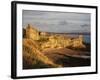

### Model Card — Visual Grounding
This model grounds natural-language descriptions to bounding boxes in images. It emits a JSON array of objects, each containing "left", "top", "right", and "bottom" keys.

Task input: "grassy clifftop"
[{"left": 23, "top": 39, "right": 61, "bottom": 69}]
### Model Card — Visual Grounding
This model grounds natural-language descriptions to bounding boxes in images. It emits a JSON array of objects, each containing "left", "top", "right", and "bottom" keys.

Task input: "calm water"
[{"left": 83, "top": 35, "right": 90, "bottom": 43}]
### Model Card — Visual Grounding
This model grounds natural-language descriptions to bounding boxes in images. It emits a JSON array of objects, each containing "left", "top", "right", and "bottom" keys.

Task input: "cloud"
[{"left": 22, "top": 10, "right": 90, "bottom": 33}]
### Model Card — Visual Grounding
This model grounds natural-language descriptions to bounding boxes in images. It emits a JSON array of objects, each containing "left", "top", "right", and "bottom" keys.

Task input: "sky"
[{"left": 22, "top": 10, "right": 91, "bottom": 33}]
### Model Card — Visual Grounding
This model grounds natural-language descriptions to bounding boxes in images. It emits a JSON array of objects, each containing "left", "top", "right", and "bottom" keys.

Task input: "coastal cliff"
[{"left": 23, "top": 24, "right": 90, "bottom": 69}]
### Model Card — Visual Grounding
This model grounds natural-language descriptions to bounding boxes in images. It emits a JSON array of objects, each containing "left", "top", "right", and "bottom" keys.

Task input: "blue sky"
[{"left": 22, "top": 10, "right": 90, "bottom": 33}]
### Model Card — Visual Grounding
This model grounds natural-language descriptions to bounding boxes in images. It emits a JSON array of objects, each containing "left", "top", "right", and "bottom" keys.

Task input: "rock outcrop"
[
  {"left": 25, "top": 24, "right": 40, "bottom": 40},
  {"left": 72, "top": 35, "right": 86, "bottom": 48},
  {"left": 24, "top": 24, "right": 86, "bottom": 50}
]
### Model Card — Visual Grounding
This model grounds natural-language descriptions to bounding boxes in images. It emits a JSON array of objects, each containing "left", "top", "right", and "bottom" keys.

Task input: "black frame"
[{"left": 11, "top": 1, "right": 98, "bottom": 79}]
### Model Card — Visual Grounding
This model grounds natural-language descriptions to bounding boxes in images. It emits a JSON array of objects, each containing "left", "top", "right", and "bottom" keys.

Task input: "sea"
[{"left": 83, "top": 35, "right": 90, "bottom": 43}]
